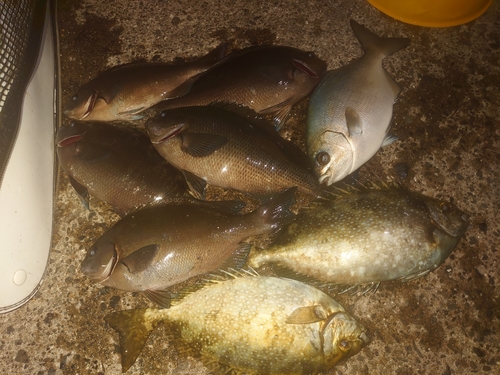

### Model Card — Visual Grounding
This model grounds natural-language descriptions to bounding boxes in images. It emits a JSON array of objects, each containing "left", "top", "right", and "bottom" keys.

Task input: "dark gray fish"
[
  {"left": 64, "top": 43, "right": 227, "bottom": 122},
  {"left": 248, "top": 183, "right": 469, "bottom": 289},
  {"left": 145, "top": 106, "right": 321, "bottom": 199},
  {"left": 56, "top": 121, "right": 186, "bottom": 216},
  {"left": 80, "top": 188, "right": 296, "bottom": 306},
  {"left": 105, "top": 270, "right": 368, "bottom": 373},
  {"left": 153, "top": 45, "right": 327, "bottom": 128}
]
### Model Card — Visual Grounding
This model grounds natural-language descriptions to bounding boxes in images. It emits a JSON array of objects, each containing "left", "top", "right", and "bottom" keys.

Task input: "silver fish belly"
[{"left": 307, "top": 20, "right": 409, "bottom": 185}]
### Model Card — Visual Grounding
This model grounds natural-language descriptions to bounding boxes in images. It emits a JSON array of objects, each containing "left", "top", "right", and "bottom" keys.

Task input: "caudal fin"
[
  {"left": 104, "top": 308, "right": 159, "bottom": 372},
  {"left": 350, "top": 19, "right": 410, "bottom": 58}
]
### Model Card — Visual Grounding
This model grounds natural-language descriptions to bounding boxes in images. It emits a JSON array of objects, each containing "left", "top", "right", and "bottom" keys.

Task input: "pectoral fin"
[
  {"left": 345, "top": 106, "right": 363, "bottom": 137},
  {"left": 143, "top": 289, "right": 171, "bottom": 308},
  {"left": 182, "top": 170, "right": 207, "bottom": 200},
  {"left": 121, "top": 244, "right": 160, "bottom": 274},
  {"left": 286, "top": 305, "right": 328, "bottom": 324},
  {"left": 181, "top": 133, "right": 228, "bottom": 157}
]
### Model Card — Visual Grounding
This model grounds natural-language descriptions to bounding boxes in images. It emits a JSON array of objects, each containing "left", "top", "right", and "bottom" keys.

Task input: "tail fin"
[
  {"left": 350, "top": 19, "right": 410, "bottom": 58},
  {"left": 254, "top": 187, "right": 297, "bottom": 232},
  {"left": 104, "top": 308, "right": 159, "bottom": 372}
]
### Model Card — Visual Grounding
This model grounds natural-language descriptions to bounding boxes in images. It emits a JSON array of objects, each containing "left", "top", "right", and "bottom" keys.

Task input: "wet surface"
[{"left": 1, "top": 0, "right": 499, "bottom": 374}]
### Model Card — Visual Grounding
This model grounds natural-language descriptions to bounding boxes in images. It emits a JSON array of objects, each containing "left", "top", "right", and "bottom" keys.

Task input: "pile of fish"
[{"left": 58, "top": 19, "right": 469, "bottom": 374}]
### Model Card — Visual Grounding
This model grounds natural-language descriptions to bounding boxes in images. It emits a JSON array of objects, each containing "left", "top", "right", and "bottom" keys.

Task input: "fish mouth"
[
  {"left": 94, "top": 248, "right": 119, "bottom": 282},
  {"left": 80, "top": 89, "right": 98, "bottom": 120},
  {"left": 293, "top": 58, "right": 318, "bottom": 78},
  {"left": 148, "top": 121, "right": 185, "bottom": 144},
  {"left": 57, "top": 133, "right": 85, "bottom": 148}
]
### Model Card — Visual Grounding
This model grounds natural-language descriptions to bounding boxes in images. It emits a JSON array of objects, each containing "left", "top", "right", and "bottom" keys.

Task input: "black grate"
[{"left": 0, "top": 0, "right": 47, "bottom": 188}]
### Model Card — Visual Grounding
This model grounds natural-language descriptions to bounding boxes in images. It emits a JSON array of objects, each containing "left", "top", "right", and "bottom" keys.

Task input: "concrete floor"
[{"left": 1, "top": 0, "right": 499, "bottom": 374}]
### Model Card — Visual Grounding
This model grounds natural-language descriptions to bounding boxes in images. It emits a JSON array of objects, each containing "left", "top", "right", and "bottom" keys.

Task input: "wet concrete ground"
[{"left": 1, "top": 0, "right": 499, "bottom": 374}]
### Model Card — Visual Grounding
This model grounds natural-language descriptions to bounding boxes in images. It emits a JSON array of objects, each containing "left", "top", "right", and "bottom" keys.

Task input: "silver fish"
[
  {"left": 105, "top": 270, "right": 369, "bottom": 373},
  {"left": 248, "top": 183, "right": 469, "bottom": 288},
  {"left": 80, "top": 188, "right": 296, "bottom": 306},
  {"left": 64, "top": 43, "right": 227, "bottom": 122},
  {"left": 307, "top": 20, "right": 409, "bottom": 185}
]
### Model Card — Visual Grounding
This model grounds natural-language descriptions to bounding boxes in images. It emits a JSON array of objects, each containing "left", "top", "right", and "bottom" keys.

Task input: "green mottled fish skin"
[
  {"left": 153, "top": 45, "right": 327, "bottom": 126},
  {"left": 146, "top": 106, "right": 321, "bottom": 198},
  {"left": 248, "top": 187, "right": 469, "bottom": 285},
  {"left": 80, "top": 188, "right": 295, "bottom": 297},
  {"left": 56, "top": 121, "right": 186, "bottom": 216},
  {"left": 105, "top": 273, "right": 368, "bottom": 374},
  {"left": 307, "top": 20, "right": 410, "bottom": 185},
  {"left": 64, "top": 44, "right": 227, "bottom": 122}
]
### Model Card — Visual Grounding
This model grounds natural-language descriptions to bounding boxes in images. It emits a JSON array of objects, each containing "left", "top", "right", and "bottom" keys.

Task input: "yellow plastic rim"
[{"left": 367, "top": 0, "right": 493, "bottom": 27}]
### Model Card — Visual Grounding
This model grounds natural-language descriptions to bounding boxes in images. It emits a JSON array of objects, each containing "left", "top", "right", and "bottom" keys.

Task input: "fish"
[
  {"left": 56, "top": 121, "right": 186, "bottom": 216},
  {"left": 306, "top": 20, "right": 410, "bottom": 185},
  {"left": 64, "top": 43, "right": 227, "bottom": 122},
  {"left": 145, "top": 106, "right": 321, "bottom": 199},
  {"left": 80, "top": 188, "right": 296, "bottom": 306},
  {"left": 104, "top": 269, "right": 369, "bottom": 373},
  {"left": 247, "top": 183, "right": 469, "bottom": 289},
  {"left": 153, "top": 45, "right": 327, "bottom": 128}
]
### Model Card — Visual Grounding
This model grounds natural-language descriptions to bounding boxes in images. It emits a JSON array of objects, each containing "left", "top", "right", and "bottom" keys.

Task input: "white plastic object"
[{"left": 0, "top": 5, "right": 56, "bottom": 313}]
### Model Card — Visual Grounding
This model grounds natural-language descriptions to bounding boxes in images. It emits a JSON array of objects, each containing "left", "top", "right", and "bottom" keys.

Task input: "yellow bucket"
[{"left": 367, "top": 0, "right": 493, "bottom": 27}]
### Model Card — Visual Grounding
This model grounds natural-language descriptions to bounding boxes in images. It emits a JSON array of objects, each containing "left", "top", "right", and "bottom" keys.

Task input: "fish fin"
[
  {"left": 68, "top": 176, "right": 90, "bottom": 210},
  {"left": 382, "top": 134, "right": 398, "bottom": 147},
  {"left": 345, "top": 106, "right": 363, "bottom": 136},
  {"left": 219, "top": 242, "right": 252, "bottom": 271},
  {"left": 273, "top": 264, "right": 326, "bottom": 287},
  {"left": 121, "top": 244, "right": 160, "bottom": 274},
  {"left": 181, "top": 133, "right": 228, "bottom": 157},
  {"left": 258, "top": 98, "right": 294, "bottom": 130},
  {"left": 75, "top": 142, "right": 111, "bottom": 161},
  {"left": 117, "top": 106, "right": 146, "bottom": 121},
  {"left": 253, "top": 187, "right": 297, "bottom": 230},
  {"left": 104, "top": 308, "right": 158, "bottom": 372},
  {"left": 182, "top": 170, "right": 207, "bottom": 200},
  {"left": 143, "top": 289, "right": 172, "bottom": 308},
  {"left": 349, "top": 19, "right": 410, "bottom": 58},
  {"left": 165, "top": 77, "right": 198, "bottom": 99},
  {"left": 286, "top": 305, "right": 327, "bottom": 324}
]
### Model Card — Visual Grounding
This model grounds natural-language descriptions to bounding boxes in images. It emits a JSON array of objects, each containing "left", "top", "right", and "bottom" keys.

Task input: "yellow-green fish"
[
  {"left": 248, "top": 184, "right": 469, "bottom": 288},
  {"left": 105, "top": 270, "right": 368, "bottom": 374}
]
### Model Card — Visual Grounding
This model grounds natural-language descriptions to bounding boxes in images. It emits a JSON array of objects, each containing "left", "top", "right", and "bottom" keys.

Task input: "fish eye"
[
  {"left": 72, "top": 95, "right": 78, "bottom": 102},
  {"left": 440, "top": 202, "right": 452, "bottom": 212},
  {"left": 89, "top": 247, "right": 97, "bottom": 257},
  {"left": 338, "top": 339, "right": 351, "bottom": 352},
  {"left": 161, "top": 111, "right": 167, "bottom": 118},
  {"left": 316, "top": 151, "right": 330, "bottom": 166}
]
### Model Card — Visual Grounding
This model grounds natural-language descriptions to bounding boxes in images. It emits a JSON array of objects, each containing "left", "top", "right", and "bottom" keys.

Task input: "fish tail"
[
  {"left": 255, "top": 187, "right": 297, "bottom": 232},
  {"left": 349, "top": 19, "right": 410, "bottom": 57},
  {"left": 104, "top": 308, "right": 161, "bottom": 372}
]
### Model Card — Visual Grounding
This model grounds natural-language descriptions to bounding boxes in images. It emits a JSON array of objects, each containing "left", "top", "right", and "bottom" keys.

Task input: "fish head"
[
  {"left": 424, "top": 198, "right": 469, "bottom": 238},
  {"left": 310, "top": 130, "right": 354, "bottom": 186},
  {"left": 80, "top": 240, "right": 118, "bottom": 282},
  {"left": 322, "top": 311, "right": 369, "bottom": 366},
  {"left": 145, "top": 111, "right": 187, "bottom": 145},
  {"left": 64, "top": 84, "right": 99, "bottom": 120}
]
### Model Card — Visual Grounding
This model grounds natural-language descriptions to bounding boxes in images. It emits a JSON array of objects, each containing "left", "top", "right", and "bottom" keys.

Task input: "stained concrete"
[{"left": 1, "top": 0, "right": 499, "bottom": 374}]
